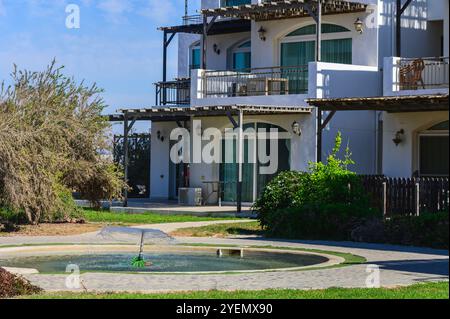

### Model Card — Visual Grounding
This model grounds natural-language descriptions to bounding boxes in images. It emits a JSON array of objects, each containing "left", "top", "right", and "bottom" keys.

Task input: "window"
[
  {"left": 190, "top": 46, "right": 200, "bottom": 70},
  {"left": 280, "top": 23, "right": 352, "bottom": 93},
  {"left": 418, "top": 121, "right": 449, "bottom": 176},
  {"left": 232, "top": 40, "right": 251, "bottom": 70},
  {"left": 220, "top": 123, "right": 290, "bottom": 202}
]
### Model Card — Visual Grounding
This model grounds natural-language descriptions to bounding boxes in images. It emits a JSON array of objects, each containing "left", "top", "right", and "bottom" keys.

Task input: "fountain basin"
[{"left": 0, "top": 245, "right": 343, "bottom": 274}]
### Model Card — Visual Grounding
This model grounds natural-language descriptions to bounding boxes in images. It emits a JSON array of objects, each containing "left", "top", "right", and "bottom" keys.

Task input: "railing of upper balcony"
[
  {"left": 396, "top": 57, "right": 449, "bottom": 91},
  {"left": 202, "top": 65, "right": 309, "bottom": 98},
  {"left": 155, "top": 79, "right": 191, "bottom": 105},
  {"left": 182, "top": 14, "right": 202, "bottom": 25}
]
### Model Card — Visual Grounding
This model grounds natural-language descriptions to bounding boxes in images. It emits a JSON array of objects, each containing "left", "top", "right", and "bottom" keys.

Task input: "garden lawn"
[
  {"left": 17, "top": 282, "right": 449, "bottom": 299},
  {"left": 170, "top": 221, "right": 263, "bottom": 237},
  {"left": 83, "top": 210, "right": 242, "bottom": 225}
]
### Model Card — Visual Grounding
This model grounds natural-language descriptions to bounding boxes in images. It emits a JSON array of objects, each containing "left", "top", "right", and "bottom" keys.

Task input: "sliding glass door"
[{"left": 220, "top": 123, "right": 290, "bottom": 203}]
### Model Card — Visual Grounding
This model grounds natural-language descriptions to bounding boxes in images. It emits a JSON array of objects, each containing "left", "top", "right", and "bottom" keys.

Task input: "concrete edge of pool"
[{"left": 0, "top": 244, "right": 345, "bottom": 275}]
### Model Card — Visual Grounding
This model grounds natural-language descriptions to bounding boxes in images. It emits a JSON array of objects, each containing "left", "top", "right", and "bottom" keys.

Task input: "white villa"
[{"left": 113, "top": 0, "right": 448, "bottom": 208}]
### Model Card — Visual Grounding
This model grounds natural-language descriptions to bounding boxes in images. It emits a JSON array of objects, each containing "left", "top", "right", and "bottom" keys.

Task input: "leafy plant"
[{"left": 256, "top": 132, "right": 378, "bottom": 239}]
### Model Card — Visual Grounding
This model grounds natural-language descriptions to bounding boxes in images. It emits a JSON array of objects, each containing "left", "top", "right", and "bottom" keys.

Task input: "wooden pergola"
[
  {"left": 200, "top": 0, "right": 367, "bottom": 21},
  {"left": 110, "top": 104, "right": 312, "bottom": 210},
  {"left": 306, "top": 94, "right": 449, "bottom": 162}
]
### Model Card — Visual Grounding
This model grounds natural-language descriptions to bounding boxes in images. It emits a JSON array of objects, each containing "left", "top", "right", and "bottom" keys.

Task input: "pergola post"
[
  {"left": 123, "top": 114, "right": 129, "bottom": 207},
  {"left": 201, "top": 15, "right": 207, "bottom": 69},
  {"left": 236, "top": 109, "right": 243, "bottom": 213},
  {"left": 317, "top": 109, "right": 322, "bottom": 162},
  {"left": 163, "top": 30, "right": 168, "bottom": 83},
  {"left": 396, "top": 0, "right": 413, "bottom": 57}
]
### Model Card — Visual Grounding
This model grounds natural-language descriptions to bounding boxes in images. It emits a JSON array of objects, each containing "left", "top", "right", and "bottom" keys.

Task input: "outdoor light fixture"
[
  {"left": 157, "top": 130, "right": 165, "bottom": 142},
  {"left": 213, "top": 43, "right": 221, "bottom": 55},
  {"left": 354, "top": 18, "right": 364, "bottom": 34},
  {"left": 392, "top": 129, "right": 404, "bottom": 146},
  {"left": 258, "top": 26, "right": 266, "bottom": 41},
  {"left": 292, "top": 121, "right": 302, "bottom": 136}
]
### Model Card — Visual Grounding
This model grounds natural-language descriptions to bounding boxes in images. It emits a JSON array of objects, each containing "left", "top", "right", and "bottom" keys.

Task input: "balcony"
[
  {"left": 155, "top": 78, "right": 190, "bottom": 106},
  {"left": 384, "top": 57, "right": 449, "bottom": 96},
  {"left": 200, "top": 65, "right": 309, "bottom": 99}
]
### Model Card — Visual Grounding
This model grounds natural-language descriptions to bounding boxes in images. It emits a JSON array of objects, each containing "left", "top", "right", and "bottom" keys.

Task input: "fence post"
[
  {"left": 415, "top": 182, "right": 420, "bottom": 216},
  {"left": 382, "top": 181, "right": 387, "bottom": 217}
]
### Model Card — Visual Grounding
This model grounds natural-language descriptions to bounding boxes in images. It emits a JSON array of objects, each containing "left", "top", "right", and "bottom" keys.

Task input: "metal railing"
[
  {"left": 155, "top": 78, "right": 191, "bottom": 105},
  {"left": 396, "top": 57, "right": 449, "bottom": 91},
  {"left": 182, "top": 14, "right": 202, "bottom": 25},
  {"left": 202, "top": 65, "right": 309, "bottom": 98}
]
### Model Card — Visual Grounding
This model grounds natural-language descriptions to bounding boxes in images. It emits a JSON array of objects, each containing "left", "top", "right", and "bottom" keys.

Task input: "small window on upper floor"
[
  {"left": 190, "top": 46, "right": 201, "bottom": 70},
  {"left": 222, "top": 0, "right": 251, "bottom": 7},
  {"left": 232, "top": 40, "right": 251, "bottom": 70}
]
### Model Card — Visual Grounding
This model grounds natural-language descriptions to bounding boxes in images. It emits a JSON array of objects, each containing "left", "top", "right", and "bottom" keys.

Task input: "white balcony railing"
[
  {"left": 201, "top": 65, "right": 309, "bottom": 98},
  {"left": 395, "top": 57, "right": 449, "bottom": 91}
]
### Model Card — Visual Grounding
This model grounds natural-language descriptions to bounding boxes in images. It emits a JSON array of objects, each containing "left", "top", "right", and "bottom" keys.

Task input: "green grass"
[
  {"left": 83, "top": 209, "right": 243, "bottom": 225},
  {"left": 171, "top": 221, "right": 263, "bottom": 237},
  {"left": 17, "top": 282, "right": 449, "bottom": 299}
]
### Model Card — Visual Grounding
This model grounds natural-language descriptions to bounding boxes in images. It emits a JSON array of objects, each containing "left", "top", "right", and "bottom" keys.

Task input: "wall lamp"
[
  {"left": 157, "top": 130, "right": 165, "bottom": 142},
  {"left": 213, "top": 43, "right": 221, "bottom": 55},
  {"left": 392, "top": 129, "right": 404, "bottom": 146},
  {"left": 354, "top": 17, "right": 364, "bottom": 34},
  {"left": 292, "top": 121, "right": 302, "bottom": 136},
  {"left": 258, "top": 26, "right": 266, "bottom": 41}
]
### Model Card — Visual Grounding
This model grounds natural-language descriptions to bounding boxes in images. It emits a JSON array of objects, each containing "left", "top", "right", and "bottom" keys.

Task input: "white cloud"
[
  {"left": 139, "top": 0, "right": 177, "bottom": 25},
  {"left": 97, "top": 0, "right": 133, "bottom": 23}
]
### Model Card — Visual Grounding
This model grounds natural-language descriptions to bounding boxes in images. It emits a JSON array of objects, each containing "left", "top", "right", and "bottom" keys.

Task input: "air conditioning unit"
[{"left": 178, "top": 188, "right": 202, "bottom": 206}]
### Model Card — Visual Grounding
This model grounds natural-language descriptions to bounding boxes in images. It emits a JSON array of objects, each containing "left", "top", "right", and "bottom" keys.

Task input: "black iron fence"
[
  {"left": 114, "top": 134, "right": 151, "bottom": 199},
  {"left": 361, "top": 175, "right": 449, "bottom": 217},
  {"left": 396, "top": 57, "right": 449, "bottom": 90},
  {"left": 202, "top": 65, "right": 309, "bottom": 98},
  {"left": 155, "top": 78, "right": 190, "bottom": 105},
  {"left": 182, "top": 14, "right": 202, "bottom": 25}
]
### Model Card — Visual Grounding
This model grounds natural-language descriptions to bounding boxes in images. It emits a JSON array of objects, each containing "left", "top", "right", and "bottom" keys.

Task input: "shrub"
[
  {"left": 256, "top": 132, "right": 378, "bottom": 238},
  {"left": 266, "top": 202, "right": 377, "bottom": 240},
  {"left": 0, "top": 61, "right": 125, "bottom": 224},
  {"left": 254, "top": 171, "right": 307, "bottom": 229},
  {"left": 351, "top": 212, "right": 449, "bottom": 249},
  {"left": 0, "top": 268, "right": 42, "bottom": 298}
]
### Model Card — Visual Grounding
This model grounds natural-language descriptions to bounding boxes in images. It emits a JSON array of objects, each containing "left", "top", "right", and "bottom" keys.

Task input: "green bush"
[
  {"left": 254, "top": 170, "right": 307, "bottom": 229},
  {"left": 265, "top": 202, "right": 377, "bottom": 240},
  {"left": 256, "top": 132, "right": 378, "bottom": 238},
  {"left": 351, "top": 212, "right": 449, "bottom": 249}
]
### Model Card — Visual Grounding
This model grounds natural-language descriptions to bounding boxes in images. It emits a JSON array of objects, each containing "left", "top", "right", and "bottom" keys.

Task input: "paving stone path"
[{"left": 0, "top": 220, "right": 448, "bottom": 292}]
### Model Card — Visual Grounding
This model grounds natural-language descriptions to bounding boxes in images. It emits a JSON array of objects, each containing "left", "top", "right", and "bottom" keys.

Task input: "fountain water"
[{"left": 98, "top": 226, "right": 176, "bottom": 268}]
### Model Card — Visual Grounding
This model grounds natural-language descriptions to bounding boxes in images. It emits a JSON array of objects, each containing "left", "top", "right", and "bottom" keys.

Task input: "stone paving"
[{"left": 0, "top": 221, "right": 448, "bottom": 292}]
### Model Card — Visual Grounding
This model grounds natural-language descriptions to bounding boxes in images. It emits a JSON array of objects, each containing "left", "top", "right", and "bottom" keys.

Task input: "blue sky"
[{"left": 0, "top": 0, "right": 200, "bottom": 130}]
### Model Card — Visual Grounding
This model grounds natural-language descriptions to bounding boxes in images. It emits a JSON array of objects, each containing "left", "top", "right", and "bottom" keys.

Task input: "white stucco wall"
[
  {"left": 309, "top": 62, "right": 382, "bottom": 174},
  {"left": 382, "top": 111, "right": 449, "bottom": 177},
  {"left": 150, "top": 122, "right": 178, "bottom": 199}
]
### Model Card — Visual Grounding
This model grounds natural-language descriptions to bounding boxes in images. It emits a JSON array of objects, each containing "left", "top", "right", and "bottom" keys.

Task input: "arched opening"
[
  {"left": 280, "top": 23, "right": 352, "bottom": 93},
  {"left": 418, "top": 120, "right": 449, "bottom": 176},
  {"left": 220, "top": 122, "right": 291, "bottom": 202}
]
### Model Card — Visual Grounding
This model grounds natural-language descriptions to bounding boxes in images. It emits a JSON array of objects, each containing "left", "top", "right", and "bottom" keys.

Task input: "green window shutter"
[
  {"left": 191, "top": 48, "right": 200, "bottom": 70},
  {"left": 321, "top": 38, "right": 352, "bottom": 64},
  {"left": 233, "top": 52, "right": 251, "bottom": 70}
]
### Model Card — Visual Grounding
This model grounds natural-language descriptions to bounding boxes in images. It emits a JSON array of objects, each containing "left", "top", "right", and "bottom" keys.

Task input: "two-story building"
[{"left": 115, "top": 0, "right": 448, "bottom": 208}]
